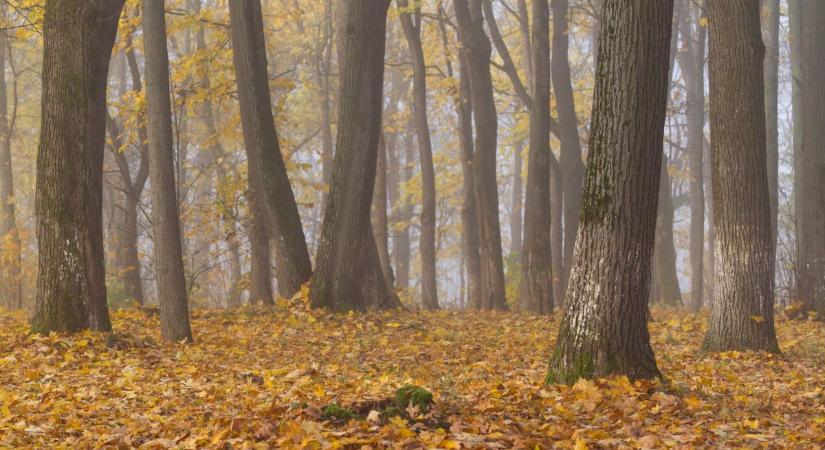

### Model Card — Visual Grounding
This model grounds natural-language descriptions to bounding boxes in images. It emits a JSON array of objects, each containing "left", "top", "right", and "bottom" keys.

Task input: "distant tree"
[
  {"left": 703, "top": 0, "right": 778, "bottom": 352},
  {"left": 547, "top": 0, "right": 674, "bottom": 383},
  {"left": 398, "top": 0, "right": 439, "bottom": 310},
  {"left": 31, "top": 0, "right": 124, "bottom": 333},
  {"left": 142, "top": 0, "right": 193, "bottom": 342},
  {"left": 796, "top": 1, "right": 825, "bottom": 318},
  {"left": 309, "top": 0, "right": 401, "bottom": 311},
  {"left": 762, "top": 0, "right": 780, "bottom": 259}
]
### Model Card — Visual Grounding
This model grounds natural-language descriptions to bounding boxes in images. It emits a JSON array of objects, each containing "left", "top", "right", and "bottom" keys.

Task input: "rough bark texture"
[
  {"left": 703, "top": 0, "right": 778, "bottom": 353},
  {"left": 552, "top": 0, "right": 585, "bottom": 297},
  {"left": 399, "top": 0, "right": 438, "bottom": 310},
  {"left": 31, "top": 0, "right": 123, "bottom": 333},
  {"left": 454, "top": 0, "right": 507, "bottom": 310},
  {"left": 309, "top": 0, "right": 400, "bottom": 311},
  {"left": 0, "top": 23, "right": 21, "bottom": 310},
  {"left": 797, "top": 2, "right": 825, "bottom": 317},
  {"left": 789, "top": 0, "right": 802, "bottom": 310},
  {"left": 521, "top": 0, "right": 553, "bottom": 315},
  {"left": 678, "top": 0, "right": 706, "bottom": 312},
  {"left": 547, "top": 0, "right": 674, "bottom": 384},
  {"left": 761, "top": 0, "right": 779, "bottom": 260},
  {"left": 142, "top": 0, "right": 193, "bottom": 342},
  {"left": 229, "top": 0, "right": 312, "bottom": 298}
]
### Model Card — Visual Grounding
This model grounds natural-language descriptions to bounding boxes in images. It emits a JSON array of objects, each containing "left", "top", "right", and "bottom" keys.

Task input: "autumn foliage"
[{"left": 1, "top": 300, "right": 824, "bottom": 449}]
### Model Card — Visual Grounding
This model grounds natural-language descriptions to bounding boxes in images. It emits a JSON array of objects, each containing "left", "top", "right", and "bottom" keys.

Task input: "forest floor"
[{"left": 1, "top": 297, "right": 824, "bottom": 449}]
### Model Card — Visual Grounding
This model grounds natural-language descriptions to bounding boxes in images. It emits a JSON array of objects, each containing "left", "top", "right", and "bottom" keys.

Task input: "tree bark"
[
  {"left": 547, "top": 0, "right": 674, "bottom": 383},
  {"left": 373, "top": 134, "right": 395, "bottom": 290},
  {"left": 521, "top": 0, "right": 553, "bottom": 315},
  {"left": 703, "top": 0, "right": 778, "bottom": 353},
  {"left": 653, "top": 161, "right": 682, "bottom": 306},
  {"left": 398, "top": 0, "right": 438, "bottom": 310},
  {"left": 142, "top": 0, "right": 193, "bottom": 342},
  {"left": 31, "top": 0, "right": 123, "bottom": 333},
  {"left": 309, "top": 0, "right": 400, "bottom": 311},
  {"left": 796, "top": 2, "right": 825, "bottom": 318},
  {"left": 229, "top": 0, "right": 313, "bottom": 298},
  {"left": 0, "top": 19, "right": 21, "bottom": 310},
  {"left": 454, "top": 0, "right": 507, "bottom": 310},
  {"left": 458, "top": 54, "right": 482, "bottom": 309},
  {"left": 761, "top": 0, "right": 779, "bottom": 264},
  {"left": 551, "top": 0, "right": 585, "bottom": 297}
]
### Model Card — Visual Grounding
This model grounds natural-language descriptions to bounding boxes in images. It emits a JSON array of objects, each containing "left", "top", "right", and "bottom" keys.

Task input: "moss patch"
[
  {"left": 395, "top": 385, "right": 434, "bottom": 411},
  {"left": 322, "top": 404, "right": 359, "bottom": 422}
]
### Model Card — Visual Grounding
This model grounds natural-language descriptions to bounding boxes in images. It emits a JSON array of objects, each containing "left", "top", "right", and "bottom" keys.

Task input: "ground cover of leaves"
[{"left": 1, "top": 302, "right": 824, "bottom": 449}]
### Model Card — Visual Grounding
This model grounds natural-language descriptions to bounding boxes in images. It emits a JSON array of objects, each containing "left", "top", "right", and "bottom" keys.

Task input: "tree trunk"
[
  {"left": 653, "top": 161, "right": 682, "bottom": 306},
  {"left": 547, "top": 0, "right": 674, "bottom": 384},
  {"left": 796, "top": 2, "right": 825, "bottom": 318},
  {"left": 399, "top": 0, "right": 438, "bottom": 310},
  {"left": 142, "top": 0, "right": 193, "bottom": 342},
  {"left": 372, "top": 134, "right": 395, "bottom": 290},
  {"left": 0, "top": 21, "right": 21, "bottom": 310},
  {"left": 521, "top": 0, "right": 553, "bottom": 315},
  {"left": 761, "top": 0, "right": 779, "bottom": 264},
  {"left": 703, "top": 0, "right": 778, "bottom": 353},
  {"left": 247, "top": 195, "right": 274, "bottom": 305},
  {"left": 309, "top": 0, "right": 400, "bottom": 311},
  {"left": 789, "top": 0, "right": 802, "bottom": 311},
  {"left": 31, "top": 0, "right": 123, "bottom": 333},
  {"left": 229, "top": 0, "right": 312, "bottom": 298},
  {"left": 551, "top": 0, "right": 585, "bottom": 297},
  {"left": 454, "top": 0, "right": 507, "bottom": 310},
  {"left": 393, "top": 131, "right": 414, "bottom": 292},
  {"left": 511, "top": 144, "right": 523, "bottom": 258}
]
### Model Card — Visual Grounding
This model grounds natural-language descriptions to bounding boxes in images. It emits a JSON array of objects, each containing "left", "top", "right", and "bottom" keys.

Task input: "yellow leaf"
[
  {"left": 574, "top": 438, "right": 588, "bottom": 450},
  {"left": 386, "top": 322, "right": 401, "bottom": 328}
]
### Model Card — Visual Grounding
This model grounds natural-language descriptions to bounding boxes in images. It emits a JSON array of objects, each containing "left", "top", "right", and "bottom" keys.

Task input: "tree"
[
  {"left": 703, "top": 0, "right": 778, "bottom": 353},
  {"left": 398, "top": 0, "right": 438, "bottom": 310},
  {"left": 31, "top": 0, "right": 124, "bottom": 333},
  {"left": 309, "top": 0, "right": 401, "bottom": 311},
  {"left": 454, "top": 0, "right": 507, "bottom": 310},
  {"left": 520, "top": 0, "right": 553, "bottom": 315},
  {"left": 142, "top": 0, "right": 193, "bottom": 342},
  {"left": 0, "top": 10, "right": 21, "bottom": 310},
  {"left": 547, "top": 0, "right": 674, "bottom": 383},
  {"left": 229, "top": 0, "right": 313, "bottom": 299},
  {"left": 796, "top": 2, "right": 825, "bottom": 318},
  {"left": 761, "top": 0, "right": 780, "bottom": 258}
]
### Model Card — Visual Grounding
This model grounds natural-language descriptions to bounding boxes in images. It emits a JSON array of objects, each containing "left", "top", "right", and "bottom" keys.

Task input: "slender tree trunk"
[
  {"left": 229, "top": 0, "right": 312, "bottom": 298},
  {"left": 393, "top": 131, "right": 414, "bottom": 292},
  {"left": 511, "top": 144, "right": 523, "bottom": 258},
  {"left": 454, "top": 0, "right": 507, "bottom": 310},
  {"left": 521, "top": 0, "right": 553, "bottom": 315},
  {"left": 0, "top": 21, "right": 21, "bottom": 310},
  {"left": 551, "top": 0, "right": 585, "bottom": 297},
  {"left": 31, "top": 0, "right": 123, "bottom": 333},
  {"left": 550, "top": 159, "right": 564, "bottom": 308},
  {"left": 788, "top": 0, "right": 803, "bottom": 312},
  {"left": 142, "top": 0, "right": 193, "bottom": 342},
  {"left": 547, "top": 0, "right": 674, "bottom": 384},
  {"left": 653, "top": 161, "right": 682, "bottom": 306},
  {"left": 309, "top": 0, "right": 400, "bottom": 311},
  {"left": 247, "top": 196, "right": 274, "bottom": 305},
  {"left": 761, "top": 0, "right": 780, "bottom": 263},
  {"left": 703, "top": 0, "right": 778, "bottom": 353},
  {"left": 399, "top": 0, "right": 438, "bottom": 310},
  {"left": 373, "top": 134, "right": 395, "bottom": 289},
  {"left": 797, "top": 2, "right": 825, "bottom": 318}
]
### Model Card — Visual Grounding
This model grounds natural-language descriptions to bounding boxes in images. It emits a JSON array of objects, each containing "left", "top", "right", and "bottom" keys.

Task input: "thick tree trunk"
[
  {"left": 0, "top": 24, "right": 21, "bottom": 310},
  {"left": 551, "top": 0, "right": 585, "bottom": 297},
  {"left": 678, "top": 0, "right": 706, "bottom": 312},
  {"left": 247, "top": 195, "right": 274, "bottom": 306},
  {"left": 399, "top": 0, "right": 438, "bottom": 310},
  {"left": 761, "top": 0, "right": 780, "bottom": 262},
  {"left": 521, "top": 0, "right": 553, "bottom": 315},
  {"left": 454, "top": 0, "right": 507, "bottom": 310},
  {"left": 309, "top": 0, "right": 400, "bottom": 311},
  {"left": 31, "top": 0, "right": 123, "bottom": 333},
  {"left": 703, "top": 0, "right": 778, "bottom": 353},
  {"left": 796, "top": 2, "right": 825, "bottom": 318},
  {"left": 229, "top": 0, "right": 312, "bottom": 298},
  {"left": 142, "top": 0, "right": 193, "bottom": 342},
  {"left": 547, "top": 0, "right": 674, "bottom": 384}
]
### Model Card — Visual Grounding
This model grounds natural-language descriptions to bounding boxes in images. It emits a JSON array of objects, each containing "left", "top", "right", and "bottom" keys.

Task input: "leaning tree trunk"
[
  {"left": 142, "top": 0, "right": 193, "bottom": 342},
  {"left": 399, "top": 0, "right": 439, "bottom": 310},
  {"left": 372, "top": 134, "right": 395, "bottom": 290},
  {"left": 229, "top": 0, "right": 313, "bottom": 298},
  {"left": 761, "top": 0, "right": 780, "bottom": 263},
  {"left": 454, "top": 0, "right": 507, "bottom": 310},
  {"left": 797, "top": 2, "right": 825, "bottom": 318},
  {"left": 703, "top": 0, "right": 778, "bottom": 353},
  {"left": 547, "top": 0, "right": 674, "bottom": 384},
  {"left": 31, "top": 0, "right": 123, "bottom": 334},
  {"left": 551, "top": 0, "right": 585, "bottom": 297},
  {"left": 309, "top": 0, "right": 401, "bottom": 311},
  {"left": 0, "top": 23, "right": 21, "bottom": 310},
  {"left": 653, "top": 161, "right": 683, "bottom": 306},
  {"left": 521, "top": 0, "right": 553, "bottom": 315}
]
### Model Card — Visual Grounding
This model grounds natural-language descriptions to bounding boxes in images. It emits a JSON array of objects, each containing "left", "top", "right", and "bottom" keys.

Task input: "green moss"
[
  {"left": 579, "top": 173, "right": 612, "bottom": 226},
  {"left": 395, "top": 385, "right": 433, "bottom": 411},
  {"left": 545, "top": 347, "right": 595, "bottom": 385},
  {"left": 381, "top": 406, "right": 404, "bottom": 418},
  {"left": 322, "top": 404, "right": 359, "bottom": 421}
]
